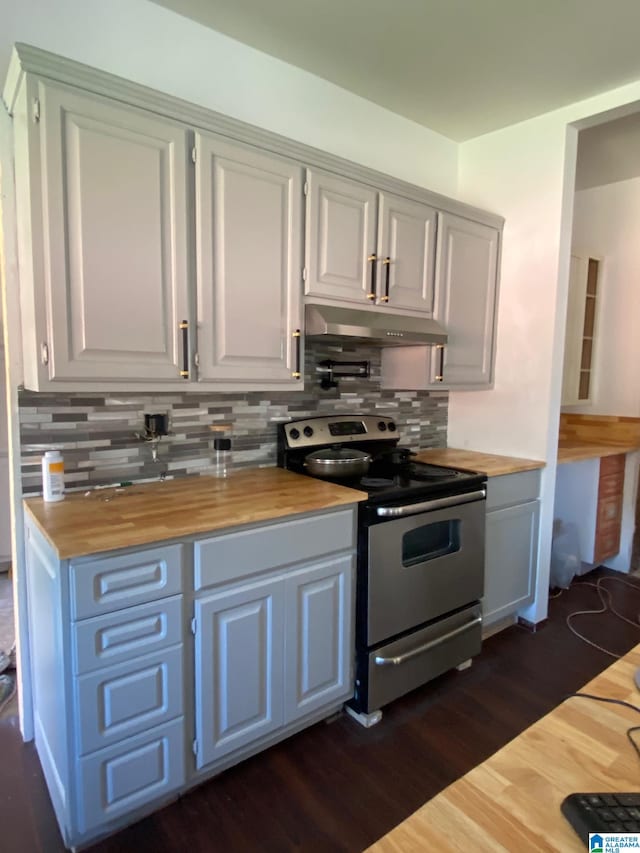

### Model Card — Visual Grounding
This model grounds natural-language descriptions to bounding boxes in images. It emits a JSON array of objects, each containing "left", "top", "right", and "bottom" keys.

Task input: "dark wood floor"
[{"left": 3, "top": 567, "right": 640, "bottom": 853}]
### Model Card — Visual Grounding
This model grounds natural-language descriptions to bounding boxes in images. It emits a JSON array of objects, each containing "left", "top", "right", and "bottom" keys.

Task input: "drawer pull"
[{"left": 375, "top": 615, "right": 482, "bottom": 666}]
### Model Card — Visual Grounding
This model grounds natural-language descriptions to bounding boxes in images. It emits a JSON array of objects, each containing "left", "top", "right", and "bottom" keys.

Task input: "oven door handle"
[
  {"left": 375, "top": 488, "right": 486, "bottom": 518},
  {"left": 374, "top": 615, "right": 482, "bottom": 667}
]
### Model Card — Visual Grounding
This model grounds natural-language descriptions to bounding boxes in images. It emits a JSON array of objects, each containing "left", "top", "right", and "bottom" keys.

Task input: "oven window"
[{"left": 402, "top": 519, "right": 461, "bottom": 566}]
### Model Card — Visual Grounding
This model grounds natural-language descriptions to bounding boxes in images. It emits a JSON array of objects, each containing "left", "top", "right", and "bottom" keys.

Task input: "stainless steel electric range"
[{"left": 277, "top": 414, "right": 487, "bottom": 726}]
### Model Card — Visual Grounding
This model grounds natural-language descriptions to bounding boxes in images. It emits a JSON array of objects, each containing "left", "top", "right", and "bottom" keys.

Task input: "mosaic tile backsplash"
[{"left": 19, "top": 342, "right": 448, "bottom": 494}]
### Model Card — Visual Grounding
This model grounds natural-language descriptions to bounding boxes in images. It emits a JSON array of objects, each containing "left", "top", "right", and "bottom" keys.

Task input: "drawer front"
[
  {"left": 194, "top": 508, "right": 356, "bottom": 590},
  {"left": 75, "top": 645, "right": 183, "bottom": 755},
  {"left": 77, "top": 717, "right": 185, "bottom": 834},
  {"left": 594, "top": 522, "right": 621, "bottom": 564},
  {"left": 71, "top": 545, "right": 183, "bottom": 619},
  {"left": 599, "top": 471, "right": 624, "bottom": 499},
  {"left": 486, "top": 470, "right": 541, "bottom": 511},
  {"left": 600, "top": 454, "right": 625, "bottom": 476},
  {"left": 597, "top": 495, "right": 622, "bottom": 527},
  {"left": 73, "top": 595, "right": 183, "bottom": 676}
]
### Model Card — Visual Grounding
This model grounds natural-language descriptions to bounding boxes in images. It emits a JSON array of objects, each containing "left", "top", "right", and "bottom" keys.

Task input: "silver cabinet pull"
[
  {"left": 376, "top": 488, "right": 486, "bottom": 518},
  {"left": 375, "top": 615, "right": 482, "bottom": 666}
]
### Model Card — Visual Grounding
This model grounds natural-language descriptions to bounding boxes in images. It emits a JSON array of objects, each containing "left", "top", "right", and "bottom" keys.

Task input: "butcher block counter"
[
  {"left": 367, "top": 643, "right": 640, "bottom": 852},
  {"left": 23, "top": 467, "right": 367, "bottom": 559},
  {"left": 558, "top": 412, "right": 640, "bottom": 463},
  {"left": 414, "top": 448, "right": 545, "bottom": 477}
]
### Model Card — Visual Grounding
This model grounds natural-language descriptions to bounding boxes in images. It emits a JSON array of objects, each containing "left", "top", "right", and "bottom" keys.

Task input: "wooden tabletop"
[
  {"left": 414, "top": 448, "right": 545, "bottom": 477},
  {"left": 367, "top": 644, "right": 640, "bottom": 852},
  {"left": 24, "top": 468, "right": 367, "bottom": 560},
  {"left": 557, "top": 441, "right": 639, "bottom": 464}
]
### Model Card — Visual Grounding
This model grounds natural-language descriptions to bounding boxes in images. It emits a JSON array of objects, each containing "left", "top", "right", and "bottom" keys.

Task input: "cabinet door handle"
[
  {"left": 435, "top": 344, "right": 445, "bottom": 382},
  {"left": 380, "top": 257, "right": 390, "bottom": 302},
  {"left": 292, "top": 329, "right": 302, "bottom": 379},
  {"left": 179, "top": 320, "right": 189, "bottom": 379},
  {"left": 367, "top": 254, "right": 377, "bottom": 300}
]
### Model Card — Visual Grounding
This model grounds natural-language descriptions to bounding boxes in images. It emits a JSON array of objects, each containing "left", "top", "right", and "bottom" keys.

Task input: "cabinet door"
[
  {"left": 284, "top": 556, "right": 353, "bottom": 723},
  {"left": 434, "top": 213, "right": 499, "bottom": 387},
  {"left": 194, "top": 578, "right": 284, "bottom": 768},
  {"left": 483, "top": 500, "right": 539, "bottom": 626},
  {"left": 195, "top": 133, "right": 303, "bottom": 385},
  {"left": 378, "top": 192, "right": 436, "bottom": 314},
  {"left": 39, "top": 81, "right": 190, "bottom": 382},
  {"left": 305, "top": 169, "right": 378, "bottom": 304}
]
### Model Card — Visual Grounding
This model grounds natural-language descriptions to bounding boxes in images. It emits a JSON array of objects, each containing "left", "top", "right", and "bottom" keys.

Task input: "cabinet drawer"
[
  {"left": 72, "top": 595, "right": 183, "bottom": 676},
  {"left": 485, "top": 470, "right": 541, "bottom": 511},
  {"left": 600, "top": 454, "right": 625, "bottom": 476},
  {"left": 597, "top": 495, "right": 622, "bottom": 527},
  {"left": 599, "top": 471, "right": 624, "bottom": 499},
  {"left": 594, "top": 523, "right": 621, "bottom": 564},
  {"left": 77, "top": 717, "right": 185, "bottom": 834},
  {"left": 70, "top": 545, "right": 183, "bottom": 619},
  {"left": 75, "top": 645, "right": 183, "bottom": 755},
  {"left": 194, "top": 509, "right": 356, "bottom": 590}
]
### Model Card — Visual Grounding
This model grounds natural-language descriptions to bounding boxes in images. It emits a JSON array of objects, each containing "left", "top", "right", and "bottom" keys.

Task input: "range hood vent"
[{"left": 305, "top": 304, "right": 447, "bottom": 346}]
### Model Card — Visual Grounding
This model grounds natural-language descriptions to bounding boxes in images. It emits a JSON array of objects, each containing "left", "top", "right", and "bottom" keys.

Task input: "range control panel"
[{"left": 282, "top": 415, "right": 397, "bottom": 449}]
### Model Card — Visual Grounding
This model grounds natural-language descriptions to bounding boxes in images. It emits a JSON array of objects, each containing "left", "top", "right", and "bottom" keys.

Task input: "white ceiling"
[{"left": 151, "top": 0, "right": 640, "bottom": 141}]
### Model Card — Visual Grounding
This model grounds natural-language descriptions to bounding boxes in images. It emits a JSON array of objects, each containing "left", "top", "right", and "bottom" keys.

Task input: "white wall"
[
  {"left": 453, "top": 82, "right": 640, "bottom": 622},
  {"left": 568, "top": 178, "right": 640, "bottom": 415},
  {"left": 0, "top": 0, "right": 457, "bottom": 196}
]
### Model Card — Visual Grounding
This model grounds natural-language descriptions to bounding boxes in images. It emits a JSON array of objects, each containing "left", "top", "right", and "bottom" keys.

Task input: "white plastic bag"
[{"left": 550, "top": 519, "right": 581, "bottom": 589}]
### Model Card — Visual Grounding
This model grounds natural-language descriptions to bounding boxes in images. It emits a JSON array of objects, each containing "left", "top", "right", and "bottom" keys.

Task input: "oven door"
[{"left": 366, "top": 492, "right": 485, "bottom": 646}]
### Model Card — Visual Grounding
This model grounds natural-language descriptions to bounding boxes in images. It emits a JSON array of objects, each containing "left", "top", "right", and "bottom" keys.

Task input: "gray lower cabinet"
[
  {"left": 193, "top": 513, "right": 355, "bottom": 772},
  {"left": 24, "top": 505, "right": 356, "bottom": 849},
  {"left": 483, "top": 470, "right": 541, "bottom": 627}
]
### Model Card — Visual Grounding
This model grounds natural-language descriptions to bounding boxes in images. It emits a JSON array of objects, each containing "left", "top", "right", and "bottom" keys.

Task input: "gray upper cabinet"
[
  {"left": 16, "top": 80, "right": 190, "bottom": 388},
  {"left": 305, "top": 169, "right": 437, "bottom": 315},
  {"left": 304, "top": 168, "right": 378, "bottom": 305},
  {"left": 6, "top": 46, "right": 504, "bottom": 391},
  {"left": 381, "top": 211, "right": 500, "bottom": 390},
  {"left": 435, "top": 212, "right": 499, "bottom": 387},
  {"left": 377, "top": 192, "right": 437, "bottom": 314},
  {"left": 195, "top": 133, "right": 303, "bottom": 386}
]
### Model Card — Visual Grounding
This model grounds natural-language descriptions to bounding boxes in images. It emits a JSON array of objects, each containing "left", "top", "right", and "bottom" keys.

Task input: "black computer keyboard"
[{"left": 562, "top": 793, "right": 640, "bottom": 843}]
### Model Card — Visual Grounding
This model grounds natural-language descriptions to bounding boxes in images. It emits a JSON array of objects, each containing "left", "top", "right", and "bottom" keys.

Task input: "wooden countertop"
[
  {"left": 414, "top": 448, "right": 545, "bottom": 477},
  {"left": 24, "top": 468, "right": 367, "bottom": 560},
  {"left": 557, "top": 440, "right": 640, "bottom": 464},
  {"left": 367, "top": 643, "right": 640, "bottom": 852}
]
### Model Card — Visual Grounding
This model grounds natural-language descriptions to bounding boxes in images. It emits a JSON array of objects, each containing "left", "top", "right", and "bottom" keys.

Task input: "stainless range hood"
[{"left": 305, "top": 304, "right": 447, "bottom": 346}]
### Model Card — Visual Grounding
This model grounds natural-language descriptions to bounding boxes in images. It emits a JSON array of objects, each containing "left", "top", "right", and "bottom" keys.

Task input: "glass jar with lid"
[{"left": 209, "top": 423, "right": 232, "bottom": 478}]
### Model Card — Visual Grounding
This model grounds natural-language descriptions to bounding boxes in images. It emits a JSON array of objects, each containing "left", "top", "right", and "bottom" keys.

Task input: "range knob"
[
  {"left": 289, "top": 428, "right": 300, "bottom": 440},
  {"left": 303, "top": 426, "right": 314, "bottom": 437},
  {"left": 388, "top": 421, "right": 397, "bottom": 432},
  {"left": 377, "top": 421, "right": 387, "bottom": 431}
]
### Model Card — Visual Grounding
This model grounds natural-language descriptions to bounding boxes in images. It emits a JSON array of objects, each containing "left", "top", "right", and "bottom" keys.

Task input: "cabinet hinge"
[
  {"left": 190, "top": 617, "right": 197, "bottom": 635},
  {"left": 191, "top": 146, "right": 197, "bottom": 164},
  {"left": 40, "top": 342, "right": 49, "bottom": 365},
  {"left": 302, "top": 267, "right": 307, "bottom": 282},
  {"left": 33, "top": 98, "right": 40, "bottom": 123},
  {"left": 192, "top": 739, "right": 198, "bottom": 756},
  {"left": 303, "top": 181, "right": 308, "bottom": 196}
]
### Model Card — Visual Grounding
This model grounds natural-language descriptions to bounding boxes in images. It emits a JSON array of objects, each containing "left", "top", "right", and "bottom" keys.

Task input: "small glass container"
[{"left": 212, "top": 437, "right": 232, "bottom": 478}]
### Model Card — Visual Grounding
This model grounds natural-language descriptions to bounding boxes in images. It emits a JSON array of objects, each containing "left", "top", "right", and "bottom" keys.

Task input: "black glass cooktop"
[{"left": 304, "top": 459, "right": 486, "bottom": 503}]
